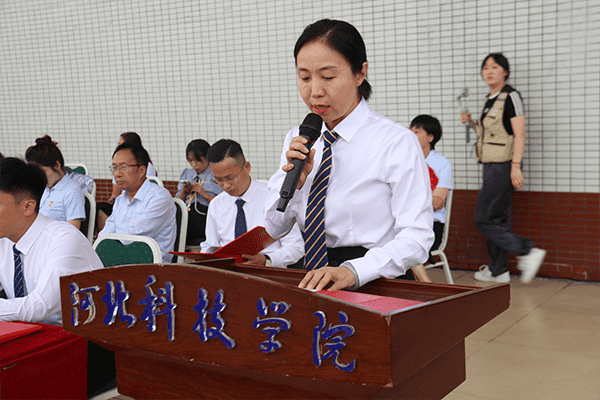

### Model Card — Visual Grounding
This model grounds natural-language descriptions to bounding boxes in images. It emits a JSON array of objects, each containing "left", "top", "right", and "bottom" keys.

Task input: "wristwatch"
[{"left": 264, "top": 255, "right": 272, "bottom": 267}]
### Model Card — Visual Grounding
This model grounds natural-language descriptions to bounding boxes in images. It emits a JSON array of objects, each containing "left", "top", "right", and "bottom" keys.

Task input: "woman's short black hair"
[
  {"left": 186, "top": 139, "right": 210, "bottom": 161},
  {"left": 0, "top": 157, "right": 47, "bottom": 212},
  {"left": 294, "top": 19, "right": 372, "bottom": 101},
  {"left": 481, "top": 53, "right": 510, "bottom": 80},
  {"left": 410, "top": 115, "right": 443, "bottom": 150},
  {"left": 25, "top": 135, "right": 65, "bottom": 170}
]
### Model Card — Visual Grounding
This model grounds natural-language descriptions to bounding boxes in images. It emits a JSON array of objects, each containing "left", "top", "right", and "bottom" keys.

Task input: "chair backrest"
[
  {"left": 93, "top": 233, "right": 162, "bottom": 268},
  {"left": 79, "top": 192, "right": 96, "bottom": 244},
  {"left": 66, "top": 163, "right": 88, "bottom": 175},
  {"left": 172, "top": 198, "right": 188, "bottom": 263},
  {"left": 147, "top": 176, "right": 164, "bottom": 187},
  {"left": 436, "top": 189, "right": 453, "bottom": 252}
]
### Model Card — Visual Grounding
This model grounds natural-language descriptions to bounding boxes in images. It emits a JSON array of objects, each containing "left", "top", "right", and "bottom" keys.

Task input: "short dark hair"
[
  {"left": 186, "top": 139, "right": 210, "bottom": 161},
  {"left": 206, "top": 139, "right": 245, "bottom": 165},
  {"left": 0, "top": 157, "right": 47, "bottom": 212},
  {"left": 113, "top": 142, "right": 150, "bottom": 171},
  {"left": 294, "top": 19, "right": 372, "bottom": 101},
  {"left": 25, "top": 135, "right": 65, "bottom": 169},
  {"left": 119, "top": 132, "right": 154, "bottom": 165},
  {"left": 410, "top": 115, "right": 443, "bottom": 150},
  {"left": 481, "top": 53, "right": 510, "bottom": 80},
  {"left": 120, "top": 132, "right": 143, "bottom": 146}
]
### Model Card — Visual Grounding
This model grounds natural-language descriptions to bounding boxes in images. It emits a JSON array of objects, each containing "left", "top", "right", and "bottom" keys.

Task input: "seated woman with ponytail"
[{"left": 25, "top": 135, "right": 86, "bottom": 229}]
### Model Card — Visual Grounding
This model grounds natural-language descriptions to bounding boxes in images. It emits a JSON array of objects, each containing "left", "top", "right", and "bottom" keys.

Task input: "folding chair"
[
  {"left": 93, "top": 233, "right": 162, "bottom": 268},
  {"left": 172, "top": 197, "right": 188, "bottom": 263},
  {"left": 79, "top": 192, "right": 96, "bottom": 244},
  {"left": 424, "top": 190, "right": 454, "bottom": 284}
]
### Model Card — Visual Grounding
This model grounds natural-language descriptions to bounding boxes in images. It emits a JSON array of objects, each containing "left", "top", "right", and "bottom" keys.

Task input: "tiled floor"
[
  {"left": 435, "top": 269, "right": 600, "bottom": 400},
  {"left": 94, "top": 268, "right": 600, "bottom": 400}
]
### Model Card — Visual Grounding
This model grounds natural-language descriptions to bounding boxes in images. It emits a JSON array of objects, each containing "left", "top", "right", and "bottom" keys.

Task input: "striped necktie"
[
  {"left": 304, "top": 130, "right": 338, "bottom": 271},
  {"left": 235, "top": 198, "right": 247, "bottom": 238},
  {"left": 13, "top": 245, "right": 25, "bottom": 298}
]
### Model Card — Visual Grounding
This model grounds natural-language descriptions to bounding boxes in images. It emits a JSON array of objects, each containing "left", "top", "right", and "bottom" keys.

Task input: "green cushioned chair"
[
  {"left": 65, "top": 163, "right": 88, "bottom": 175},
  {"left": 93, "top": 233, "right": 162, "bottom": 268}
]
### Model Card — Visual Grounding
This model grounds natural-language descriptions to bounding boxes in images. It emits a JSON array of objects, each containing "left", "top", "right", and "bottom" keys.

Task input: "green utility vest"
[{"left": 474, "top": 92, "right": 514, "bottom": 163}]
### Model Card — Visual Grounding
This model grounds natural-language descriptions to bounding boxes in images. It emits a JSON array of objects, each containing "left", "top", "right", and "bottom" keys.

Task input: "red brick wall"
[
  {"left": 448, "top": 190, "right": 599, "bottom": 282},
  {"left": 95, "top": 179, "right": 600, "bottom": 282},
  {"left": 95, "top": 179, "right": 179, "bottom": 202}
]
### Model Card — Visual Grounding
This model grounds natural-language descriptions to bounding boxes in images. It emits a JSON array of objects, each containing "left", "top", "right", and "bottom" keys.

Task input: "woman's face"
[
  {"left": 39, "top": 161, "right": 63, "bottom": 188},
  {"left": 481, "top": 57, "right": 508, "bottom": 88},
  {"left": 187, "top": 152, "right": 208, "bottom": 174},
  {"left": 296, "top": 40, "right": 367, "bottom": 130}
]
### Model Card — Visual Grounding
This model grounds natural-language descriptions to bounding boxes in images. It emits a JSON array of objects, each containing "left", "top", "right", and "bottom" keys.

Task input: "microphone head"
[{"left": 299, "top": 113, "right": 323, "bottom": 142}]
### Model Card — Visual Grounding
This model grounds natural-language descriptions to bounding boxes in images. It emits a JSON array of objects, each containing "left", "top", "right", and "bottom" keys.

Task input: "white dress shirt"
[
  {"left": 265, "top": 99, "right": 434, "bottom": 286},
  {"left": 100, "top": 179, "right": 177, "bottom": 263},
  {"left": 202, "top": 178, "right": 304, "bottom": 268},
  {"left": 0, "top": 214, "right": 104, "bottom": 324}
]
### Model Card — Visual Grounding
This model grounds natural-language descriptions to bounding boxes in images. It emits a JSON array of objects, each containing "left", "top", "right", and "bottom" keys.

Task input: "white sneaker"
[
  {"left": 517, "top": 248, "right": 547, "bottom": 283},
  {"left": 474, "top": 265, "right": 510, "bottom": 283}
]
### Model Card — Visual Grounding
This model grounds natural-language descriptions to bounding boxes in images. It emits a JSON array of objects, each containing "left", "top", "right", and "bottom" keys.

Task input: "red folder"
[
  {"left": 171, "top": 226, "right": 277, "bottom": 263},
  {"left": 317, "top": 290, "right": 425, "bottom": 313},
  {"left": 0, "top": 321, "right": 43, "bottom": 344}
]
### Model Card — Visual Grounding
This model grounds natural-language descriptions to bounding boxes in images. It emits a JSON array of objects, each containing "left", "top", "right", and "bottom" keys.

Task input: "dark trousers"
[
  {"left": 326, "top": 246, "right": 415, "bottom": 281},
  {"left": 186, "top": 203, "right": 208, "bottom": 246},
  {"left": 427, "top": 221, "right": 445, "bottom": 264},
  {"left": 475, "top": 162, "right": 533, "bottom": 276}
]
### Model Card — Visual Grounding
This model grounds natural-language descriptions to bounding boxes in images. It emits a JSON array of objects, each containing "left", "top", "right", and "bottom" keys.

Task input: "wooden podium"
[{"left": 60, "top": 261, "right": 509, "bottom": 399}]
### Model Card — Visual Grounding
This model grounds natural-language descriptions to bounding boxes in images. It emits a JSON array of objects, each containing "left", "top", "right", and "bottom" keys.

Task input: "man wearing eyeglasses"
[
  {"left": 98, "top": 142, "right": 176, "bottom": 263},
  {"left": 201, "top": 139, "right": 304, "bottom": 268}
]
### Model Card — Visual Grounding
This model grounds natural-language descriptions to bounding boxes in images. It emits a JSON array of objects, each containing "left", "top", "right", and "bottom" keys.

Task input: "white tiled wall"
[{"left": 1, "top": 0, "right": 598, "bottom": 192}]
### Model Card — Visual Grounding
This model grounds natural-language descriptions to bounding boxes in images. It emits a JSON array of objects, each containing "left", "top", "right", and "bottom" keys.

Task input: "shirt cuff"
[{"left": 340, "top": 261, "right": 361, "bottom": 290}]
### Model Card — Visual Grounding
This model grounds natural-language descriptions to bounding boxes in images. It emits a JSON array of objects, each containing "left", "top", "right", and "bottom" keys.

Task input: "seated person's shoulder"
[{"left": 428, "top": 150, "right": 451, "bottom": 165}]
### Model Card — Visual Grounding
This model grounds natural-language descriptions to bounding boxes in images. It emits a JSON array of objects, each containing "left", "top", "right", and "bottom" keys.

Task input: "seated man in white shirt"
[
  {"left": 0, "top": 157, "right": 104, "bottom": 324},
  {"left": 98, "top": 142, "right": 177, "bottom": 263},
  {"left": 201, "top": 139, "right": 304, "bottom": 268}
]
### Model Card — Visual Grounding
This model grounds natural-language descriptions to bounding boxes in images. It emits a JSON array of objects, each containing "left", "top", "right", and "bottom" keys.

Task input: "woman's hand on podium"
[{"left": 299, "top": 266, "right": 355, "bottom": 291}]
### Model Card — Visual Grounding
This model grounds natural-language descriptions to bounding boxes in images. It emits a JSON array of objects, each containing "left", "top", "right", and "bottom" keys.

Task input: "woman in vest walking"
[{"left": 461, "top": 53, "right": 545, "bottom": 283}]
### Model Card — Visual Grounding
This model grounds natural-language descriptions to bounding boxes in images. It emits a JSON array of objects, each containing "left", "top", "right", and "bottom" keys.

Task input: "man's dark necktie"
[
  {"left": 13, "top": 245, "right": 25, "bottom": 297},
  {"left": 235, "top": 198, "right": 247, "bottom": 238}
]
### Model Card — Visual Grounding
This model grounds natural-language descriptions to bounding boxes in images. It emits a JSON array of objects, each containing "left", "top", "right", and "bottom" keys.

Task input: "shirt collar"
[
  {"left": 321, "top": 97, "right": 370, "bottom": 143},
  {"left": 237, "top": 177, "right": 258, "bottom": 204},
  {"left": 130, "top": 178, "right": 153, "bottom": 203},
  {"left": 426, "top": 149, "right": 437, "bottom": 161},
  {"left": 48, "top": 173, "right": 69, "bottom": 193},
  {"left": 16, "top": 213, "right": 50, "bottom": 256}
]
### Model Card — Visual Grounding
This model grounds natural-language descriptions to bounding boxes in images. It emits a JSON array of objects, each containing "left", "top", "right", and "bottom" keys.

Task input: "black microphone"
[{"left": 277, "top": 113, "right": 323, "bottom": 212}]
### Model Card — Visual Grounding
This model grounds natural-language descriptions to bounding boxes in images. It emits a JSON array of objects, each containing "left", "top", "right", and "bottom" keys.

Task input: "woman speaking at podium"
[{"left": 265, "top": 19, "right": 434, "bottom": 291}]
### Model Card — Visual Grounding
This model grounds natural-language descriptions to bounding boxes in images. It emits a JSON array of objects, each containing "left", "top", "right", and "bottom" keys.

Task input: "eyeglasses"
[
  {"left": 212, "top": 169, "right": 242, "bottom": 185},
  {"left": 108, "top": 164, "right": 143, "bottom": 173}
]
